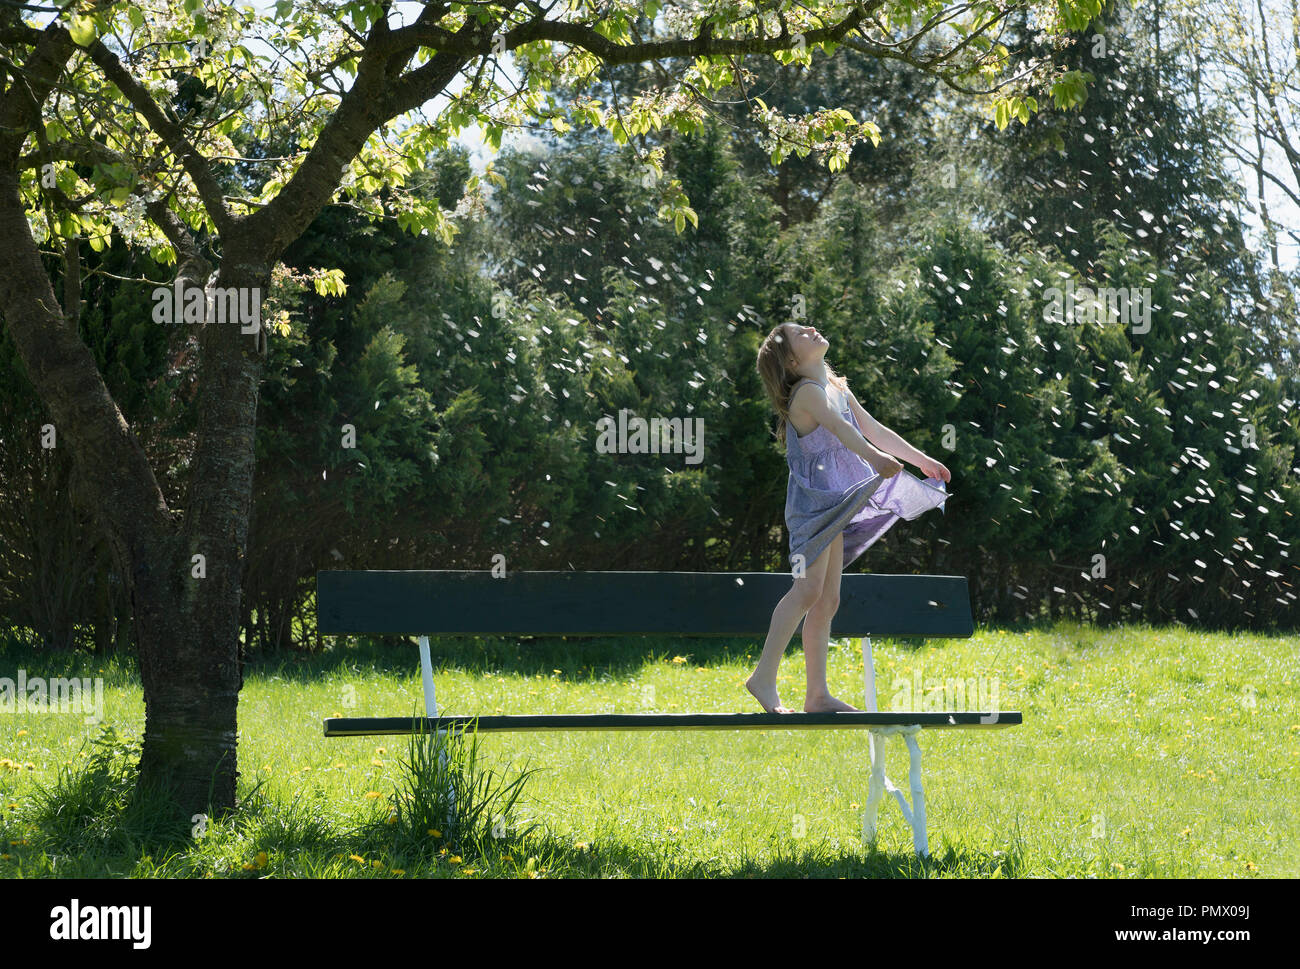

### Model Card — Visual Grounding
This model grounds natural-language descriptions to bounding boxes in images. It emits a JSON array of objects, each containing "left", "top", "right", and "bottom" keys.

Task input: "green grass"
[{"left": 1, "top": 620, "right": 1296, "bottom": 878}]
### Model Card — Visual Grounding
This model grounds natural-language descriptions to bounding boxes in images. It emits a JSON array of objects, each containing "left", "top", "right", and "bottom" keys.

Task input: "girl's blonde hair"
[{"left": 755, "top": 322, "right": 848, "bottom": 443}]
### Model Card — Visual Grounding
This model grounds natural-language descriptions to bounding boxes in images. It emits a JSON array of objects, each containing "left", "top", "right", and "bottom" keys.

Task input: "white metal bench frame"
[
  {"left": 860, "top": 635, "right": 930, "bottom": 856},
  {"left": 414, "top": 632, "right": 959, "bottom": 857}
]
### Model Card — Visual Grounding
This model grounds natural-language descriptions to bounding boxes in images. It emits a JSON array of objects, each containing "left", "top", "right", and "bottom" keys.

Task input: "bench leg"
[
  {"left": 858, "top": 633, "right": 930, "bottom": 858},
  {"left": 862, "top": 726, "right": 929, "bottom": 857},
  {"left": 903, "top": 732, "right": 928, "bottom": 857},
  {"left": 419, "top": 635, "right": 456, "bottom": 825},
  {"left": 863, "top": 729, "right": 887, "bottom": 843}
]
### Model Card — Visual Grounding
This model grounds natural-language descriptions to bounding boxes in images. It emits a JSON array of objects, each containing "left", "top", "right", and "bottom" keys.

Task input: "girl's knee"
[
  {"left": 808, "top": 589, "right": 840, "bottom": 618},
  {"left": 786, "top": 579, "right": 824, "bottom": 613}
]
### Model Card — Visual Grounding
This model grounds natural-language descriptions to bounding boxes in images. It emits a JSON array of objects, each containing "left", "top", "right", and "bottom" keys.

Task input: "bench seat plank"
[
  {"left": 324, "top": 711, "right": 1022, "bottom": 736},
  {"left": 316, "top": 570, "right": 974, "bottom": 638}
]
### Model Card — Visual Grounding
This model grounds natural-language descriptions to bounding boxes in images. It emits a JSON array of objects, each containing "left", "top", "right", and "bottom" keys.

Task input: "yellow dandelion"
[
  {"left": 1112, "top": 862, "right": 1125, "bottom": 871},
  {"left": 15, "top": 730, "right": 26, "bottom": 737},
  {"left": 363, "top": 791, "right": 383, "bottom": 799},
  {"left": 371, "top": 758, "right": 384, "bottom": 767},
  {"left": 349, "top": 854, "right": 366, "bottom": 865},
  {"left": 1244, "top": 861, "right": 1258, "bottom": 871},
  {"left": 254, "top": 852, "right": 268, "bottom": 869},
  {"left": 671, "top": 656, "right": 686, "bottom": 664},
  {"left": 428, "top": 829, "right": 441, "bottom": 837},
  {"left": 448, "top": 855, "right": 462, "bottom": 864},
  {"left": 574, "top": 841, "right": 589, "bottom": 851}
]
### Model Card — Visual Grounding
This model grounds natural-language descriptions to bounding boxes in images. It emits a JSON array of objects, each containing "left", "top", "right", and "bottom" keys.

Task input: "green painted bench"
[{"left": 315, "top": 569, "right": 1021, "bottom": 856}]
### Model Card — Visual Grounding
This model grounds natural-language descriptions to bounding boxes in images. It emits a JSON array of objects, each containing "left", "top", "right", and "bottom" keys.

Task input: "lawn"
[{"left": 1, "top": 621, "right": 1296, "bottom": 878}]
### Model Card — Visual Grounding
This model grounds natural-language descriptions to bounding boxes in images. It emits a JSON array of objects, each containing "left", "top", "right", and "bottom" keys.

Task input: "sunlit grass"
[{"left": 1, "top": 620, "right": 1296, "bottom": 877}]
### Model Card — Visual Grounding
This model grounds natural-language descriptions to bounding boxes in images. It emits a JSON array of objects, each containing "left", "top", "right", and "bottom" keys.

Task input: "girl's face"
[{"left": 784, "top": 323, "right": 829, "bottom": 369}]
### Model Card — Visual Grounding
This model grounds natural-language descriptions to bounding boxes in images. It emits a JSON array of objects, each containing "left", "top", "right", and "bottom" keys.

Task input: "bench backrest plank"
[{"left": 316, "top": 571, "right": 973, "bottom": 638}]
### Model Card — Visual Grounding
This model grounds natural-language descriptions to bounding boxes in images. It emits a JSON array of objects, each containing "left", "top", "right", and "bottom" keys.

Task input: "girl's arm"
[
  {"left": 845, "top": 386, "right": 951, "bottom": 482},
  {"left": 790, "top": 383, "right": 902, "bottom": 477}
]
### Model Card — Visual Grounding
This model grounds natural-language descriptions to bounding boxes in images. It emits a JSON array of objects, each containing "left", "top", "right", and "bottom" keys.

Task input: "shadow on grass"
[
  {"left": 4, "top": 724, "right": 1029, "bottom": 879},
  {"left": 488, "top": 827, "right": 1027, "bottom": 878}
]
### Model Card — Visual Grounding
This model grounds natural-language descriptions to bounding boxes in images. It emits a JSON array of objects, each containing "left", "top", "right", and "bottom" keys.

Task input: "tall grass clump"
[
  {"left": 25, "top": 725, "right": 191, "bottom": 856},
  {"left": 359, "top": 718, "right": 544, "bottom": 865}
]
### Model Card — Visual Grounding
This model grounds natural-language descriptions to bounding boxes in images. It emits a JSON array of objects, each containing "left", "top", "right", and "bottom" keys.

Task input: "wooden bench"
[{"left": 315, "top": 570, "right": 1022, "bottom": 856}]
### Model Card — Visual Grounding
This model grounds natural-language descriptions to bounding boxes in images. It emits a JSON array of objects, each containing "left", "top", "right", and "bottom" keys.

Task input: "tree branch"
[{"left": 80, "top": 35, "right": 233, "bottom": 235}]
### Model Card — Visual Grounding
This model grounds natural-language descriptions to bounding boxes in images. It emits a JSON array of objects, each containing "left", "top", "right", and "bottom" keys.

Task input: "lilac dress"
[{"left": 785, "top": 378, "right": 949, "bottom": 571}]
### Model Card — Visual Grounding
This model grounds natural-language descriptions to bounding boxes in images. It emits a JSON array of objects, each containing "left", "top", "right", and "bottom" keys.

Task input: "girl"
[{"left": 747, "top": 322, "right": 952, "bottom": 714}]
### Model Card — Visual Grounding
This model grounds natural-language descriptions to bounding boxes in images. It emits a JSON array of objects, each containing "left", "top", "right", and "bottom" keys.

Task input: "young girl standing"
[{"left": 747, "top": 322, "right": 952, "bottom": 714}]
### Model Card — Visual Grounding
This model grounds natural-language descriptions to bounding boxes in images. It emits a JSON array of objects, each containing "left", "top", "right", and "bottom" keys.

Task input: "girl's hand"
[
  {"left": 916, "top": 454, "right": 951, "bottom": 482},
  {"left": 868, "top": 448, "right": 903, "bottom": 478}
]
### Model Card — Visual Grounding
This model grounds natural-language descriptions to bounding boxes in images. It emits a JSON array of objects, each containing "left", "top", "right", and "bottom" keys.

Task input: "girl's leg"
[
  {"left": 802, "top": 531, "right": 859, "bottom": 712},
  {"left": 745, "top": 538, "right": 835, "bottom": 713}
]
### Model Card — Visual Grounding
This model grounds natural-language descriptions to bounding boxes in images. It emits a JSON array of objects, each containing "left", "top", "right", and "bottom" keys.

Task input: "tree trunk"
[
  {"left": 0, "top": 160, "right": 263, "bottom": 817},
  {"left": 130, "top": 257, "right": 268, "bottom": 815},
  {"left": 131, "top": 533, "right": 242, "bottom": 814}
]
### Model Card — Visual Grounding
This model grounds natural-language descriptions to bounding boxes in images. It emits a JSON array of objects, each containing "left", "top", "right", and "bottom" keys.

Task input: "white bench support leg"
[
  {"left": 418, "top": 636, "right": 438, "bottom": 720},
  {"left": 903, "top": 732, "right": 928, "bottom": 856},
  {"left": 863, "top": 728, "right": 887, "bottom": 842},
  {"left": 418, "top": 635, "right": 455, "bottom": 825},
  {"left": 859, "top": 636, "right": 930, "bottom": 858}
]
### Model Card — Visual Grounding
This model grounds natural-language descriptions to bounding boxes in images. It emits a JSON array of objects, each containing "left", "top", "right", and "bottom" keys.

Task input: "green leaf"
[
  {"left": 994, "top": 99, "right": 1010, "bottom": 130},
  {"left": 68, "top": 16, "right": 96, "bottom": 47},
  {"left": 313, "top": 268, "right": 348, "bottom": 297}
]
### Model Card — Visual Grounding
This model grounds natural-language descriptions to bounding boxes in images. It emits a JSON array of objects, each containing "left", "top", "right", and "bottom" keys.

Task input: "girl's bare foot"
[
  {"left": 745, "top": 675, "right": 795, "bottom": 714},
  {"left": 803, "top": 691, "right": 860, "bottom": 713}
]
